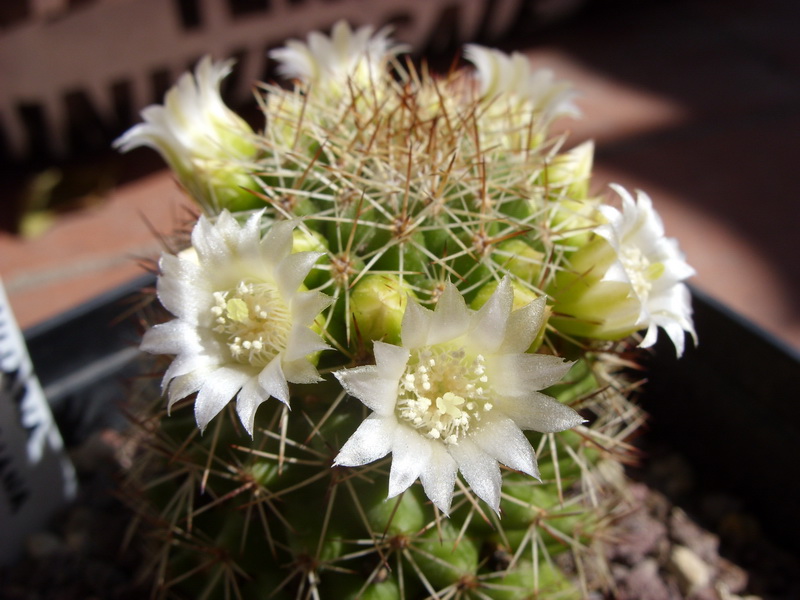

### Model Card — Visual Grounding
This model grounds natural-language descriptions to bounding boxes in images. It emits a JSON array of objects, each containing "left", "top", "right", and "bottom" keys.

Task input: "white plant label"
[{"left": 0, "top": 278, "right": 76, "bottom": 565}]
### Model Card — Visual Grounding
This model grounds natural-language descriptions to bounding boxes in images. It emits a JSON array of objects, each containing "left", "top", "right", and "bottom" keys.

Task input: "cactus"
[{"left": 119, "top": 22, "right": 695, "bottom": 599}]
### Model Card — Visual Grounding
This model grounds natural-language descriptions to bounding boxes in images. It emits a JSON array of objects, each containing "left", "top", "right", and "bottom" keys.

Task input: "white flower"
[
  {"left": 269, "top": 20, "right": 405, "bottom": 90},
  {"left": 141, "top": 211, "right": 332, "bottom": 435},
  {"left": 551, "top": 185, "right": 697, "bottom": 356},
  {"left": 464, "top": 44, "right": 580, "bottom": 123},
  {"left": 114, "top": 56, "right": 259, "bottom": 213},
  {"left": 333, "top": 278, "right": 583, "bottom": 515},
  {"left": 596, "top": 185, "right": 697, "bottom": 355}
]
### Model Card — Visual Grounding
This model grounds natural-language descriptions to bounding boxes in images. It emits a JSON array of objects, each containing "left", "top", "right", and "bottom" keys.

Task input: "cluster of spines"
[
  {"left": 125, "top": 353, "right": 641, "bottom": 599},
  {"left": 251, "top": 62, "right": 581, "bottom": 352}
]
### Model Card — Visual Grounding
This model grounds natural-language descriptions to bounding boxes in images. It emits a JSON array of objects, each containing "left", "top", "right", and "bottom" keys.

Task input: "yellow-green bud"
[
  {"left": 202, "top": 165, "right": 264, "bottom": 213},
  {"left": 350, "top": 275, "right": 416, "bottom": 345},
  {"left": 471, "top": 279, "right": 550, "bottom": 352},
  {"left": 542, "top": 140, "right": 594, "bottom": 201},
  {"left": 491, "top": 239, "right": 545, "bottom": 283},
  {"left": 292, "top": 226, "right": 328, "bottom": 254},
  {"left": 291, "top": 226, "right": 329, "bottom": 289},
  {"left": 547, "top": 237, "right": 641, "bottom": 341},
  {"left": 113, "top": 56, "right": 264, "bottom": 214},
  {"left": 539, "top": 141, "right": 601, "bottom": 248},
  {"left": 550, "top": 196, "right": 603, "bottom": 249}
]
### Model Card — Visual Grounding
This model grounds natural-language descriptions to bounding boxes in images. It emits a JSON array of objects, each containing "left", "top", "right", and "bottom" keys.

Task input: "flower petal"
[
  {"left": 427, "top": 282, "right": 470, "bottom": 346},
  {"left": 419, "top": 443, "right": 459, "bottom": 515},
  {"left": 470, "top": 416, "right": 538, "bottom": 479},
  {"left": 334, "top": 414, "right": 396, "bottom": 466},
  {"left": 469, "top": 277, "right": 513, "bottom": 352},
  {"left": 276, "top": 251, "right": 324, "bottom": 299},
  {"left": 194, "top": 366, "right": 250, "bottom": 432},
  {"left": 156, "top": 254, "right": 208, "bottom": 323},
  {"left": 236, "top": 377, "right": 268, "bottom": 436},
  {"left": 373, "top": 341, "right": 411, "bottom": 382},
  {"left": 141, "top": 320, "right": 200, "bottom": 356},
  {"left": 258, "top": 356, "right": 290, "bottom": 405},
  {"left": 388, "top": 425, "right": 431, "bottom": 498},
  {"left": 334, "top": 365, "right": 398, "bottom": 416},
  {"left": 499, "top": 296, "right": 547, "bottom": 354},
  {"left": 400, "top": 299, "right": 432, "bottom": 349},
  {"left": 497, "top": 391, "right": 584, "bottom": 433},
  {"left": 192, "top": 213, "right": 233, "bottom": 265},
  {"left": 166, "top": 369, "right": 209, "bottom": 410},
  {"left": 237, "top": 210, "right": 266, "bottom": 258},
  {"left": 161, "top": 350, "right": 219, "bottom": 391},
  {"left": 489, "top": 354, "right": 574, "bottom": 396},
  {"left": 285, "top": 325, "right": 331, "bottom": 362},
  {"left": 269, "top": 20, "right": 403, "bottom": 87},
  {"left": 448, "top": 436, "right": 502, "bottom": 513},
  {"left": 292, "top": 290, "right": 334, "bottom": 327},
  {"left": 260, "top": 219, "right": 293, "bottom": 265},
  {"left": 283, "top": 356, "right": 323, "bottom": 385}
]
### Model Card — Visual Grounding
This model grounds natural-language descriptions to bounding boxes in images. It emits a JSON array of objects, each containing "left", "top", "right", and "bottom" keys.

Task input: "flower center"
[
  {"left": 211, "top": 281, "right": 291, "bottom": 367},
  {"left": 396, "top": 347, "right": 493, "bottom": 445},
  {"left": 620, "top": 245, "right": 653, "bottom": 301}
]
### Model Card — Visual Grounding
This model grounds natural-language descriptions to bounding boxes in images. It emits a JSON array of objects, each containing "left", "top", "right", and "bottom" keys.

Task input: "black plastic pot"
[
  {"left": 23, "top": 273, "right": 155, "bottom": 447},
  {"left": 643, "top": 287, "right": 800, "bottom": 553}
]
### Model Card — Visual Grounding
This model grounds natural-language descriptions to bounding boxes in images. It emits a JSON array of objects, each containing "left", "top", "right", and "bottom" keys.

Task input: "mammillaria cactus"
[{"left": 119, "top": 21, "right": 694, "bottom": 599}]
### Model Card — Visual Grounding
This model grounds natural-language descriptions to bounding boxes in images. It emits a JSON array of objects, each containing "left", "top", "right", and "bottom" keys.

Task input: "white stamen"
[
  {"left": 211, "top": 281, "right": 291, "bottom": 367},
  {"left": 620, "top": 245, "right": 653, "bottom": 301},
  {"left": 396, "top": 349, "right": 493, "bottom": 445}
]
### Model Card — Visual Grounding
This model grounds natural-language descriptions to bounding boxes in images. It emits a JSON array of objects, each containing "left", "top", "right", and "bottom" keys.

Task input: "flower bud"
[
  {"left": 324, "top": 573, "right": 402, "bottom": 600},
  {"left": 491, "top": 238, "right": 545, "bottom": 283},
  {"left": 471, "top": 278, "right": 550, "bottom": 352},
  {"left": 547, "top": 186, "right": 696, "bottom": 356},
  {"left": 543, "top": 140, "right": 594, "bottom": 201},
  {"left": 292, "top": 227, "right": 329, "bottom": 288},
  {"left": 350, "top": 275, "right": 415, "bottom": 345},
  {"left": 269, "top": 21, "right": 406, "bottom": 100},
  {"left": 114, "top": 56, "right": 262, "bottom": 214},
  {"left": 548, "top": 235, "right": 642, "bottom": 341}
]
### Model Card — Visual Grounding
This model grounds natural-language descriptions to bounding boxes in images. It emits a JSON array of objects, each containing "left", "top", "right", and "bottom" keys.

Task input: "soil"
[{"left": 604, "top": 440, "right": 800, "bottom": 600}]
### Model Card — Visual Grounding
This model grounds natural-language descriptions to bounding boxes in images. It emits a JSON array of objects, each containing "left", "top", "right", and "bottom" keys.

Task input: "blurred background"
[{"left": 1, "top": 0, "right": 798, "bottom": 353}]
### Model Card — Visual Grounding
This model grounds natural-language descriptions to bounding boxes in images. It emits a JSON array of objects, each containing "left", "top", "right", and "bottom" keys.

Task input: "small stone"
[
  {"left": 644, "top": 487, "right": 673, "bottom": 523},
  {"left": 615, "top": 558, "right": 671, "bottom": 600},
  {"left": 687, "top": 587, "right": 720, "bottom": 600},
  {"left": 669, "top": 545, "right": 712, "bottom": 596},
  {"left": 607, "top": 505, "right": 667, "bottom": 565},
  {"left": 670, "top": 507, "right": 719, "bottom": 564},
  {"left": 716, "top": 556, "right": 748, "bottom": 594},
  {"left": 716, "top": 588, "right": 762, "bottom": 600}
]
